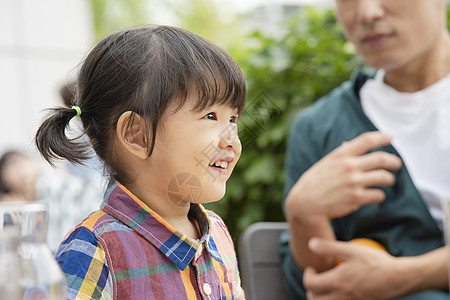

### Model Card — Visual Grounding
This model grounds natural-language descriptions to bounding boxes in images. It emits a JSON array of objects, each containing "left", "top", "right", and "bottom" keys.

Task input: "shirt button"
[{"left": 203, "top": 283, "right": 212, "bottom": 295}]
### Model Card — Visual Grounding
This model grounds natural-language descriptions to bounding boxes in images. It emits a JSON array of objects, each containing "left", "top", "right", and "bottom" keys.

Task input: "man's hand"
[
  {"left": 286, "top": 131, "right": 402, "bottom": 221},
  {"left": 303, "top": 238, "right": 403, "bottom": 300}
]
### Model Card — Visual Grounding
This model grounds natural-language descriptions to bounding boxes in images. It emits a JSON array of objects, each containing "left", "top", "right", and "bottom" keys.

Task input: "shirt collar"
[{"left": 100, "top": 180, "right": 222, "bottom": 270}]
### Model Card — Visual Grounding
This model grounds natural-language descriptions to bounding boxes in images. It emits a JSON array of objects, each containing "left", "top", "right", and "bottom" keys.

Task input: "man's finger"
[
  {"left": 334, "top": 131, "right": 394, "bottom": 157},
  {"left": 354, "top": 187, "right": 386, "bottom": 205},
  {"left": 304, "top": 266, "right": 332, "bottom": 295},
  {"left": 357, "top": 151, "right": 402, "bottom": 172},
  {"left": 304, "top": 266, "right": 344, "bottom": 298},
  {"left": 308, "top": 238, "right": 357, "bottom": 262},
  {"left": 358, "top": 170, "right": 397, "bottom": 188}
]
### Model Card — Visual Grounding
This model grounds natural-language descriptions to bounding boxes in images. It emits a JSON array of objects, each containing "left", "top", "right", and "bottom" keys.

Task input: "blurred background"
[{"left": 0, "top": 0, "right": 366, "bottom": 247}]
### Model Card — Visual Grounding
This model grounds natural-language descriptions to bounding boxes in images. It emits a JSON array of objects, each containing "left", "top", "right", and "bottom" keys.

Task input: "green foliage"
[
  {"left": 204, "top": 7, "right": 362, "bottom": 241},
  {"left": 90, "top": 0, "right": 148, "bottom": 40},
  {"left": 173, "top": 0, "right": 244, "bottom": 48}
]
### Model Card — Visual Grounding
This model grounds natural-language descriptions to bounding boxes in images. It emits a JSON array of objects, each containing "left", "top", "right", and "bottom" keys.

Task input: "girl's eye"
[
  {"left": 203, "top": 112, "right": 217, "bottom": 120},
  {"left": 230, "top": 116, "right": 238, "bottom": 123}
]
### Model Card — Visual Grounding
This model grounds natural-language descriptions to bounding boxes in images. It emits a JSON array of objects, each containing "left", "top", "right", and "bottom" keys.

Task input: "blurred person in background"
[
  {"left": 0, "top": 150, "right": 39, "bottom": 202},
  {"left": 281, "top": 0, "right": 450, "bottom": 299}
]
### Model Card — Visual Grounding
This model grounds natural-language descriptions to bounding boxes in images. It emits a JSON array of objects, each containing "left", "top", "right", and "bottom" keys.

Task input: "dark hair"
[
  {"left": 35, "top": 25, "right": 246, "bottom": 182},
  {"left": 59, "top": 80, "right": 77, "bottom": 107}
]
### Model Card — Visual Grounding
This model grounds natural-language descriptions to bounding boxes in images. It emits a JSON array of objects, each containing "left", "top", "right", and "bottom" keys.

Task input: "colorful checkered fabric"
[{"left": 55, "top": 180, "right": 245, "bottom": 299}]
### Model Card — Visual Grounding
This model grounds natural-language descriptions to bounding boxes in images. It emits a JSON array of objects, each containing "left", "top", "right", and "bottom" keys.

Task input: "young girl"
[{"left": 35, "top": 25, "right": 246, "bottom": 300}]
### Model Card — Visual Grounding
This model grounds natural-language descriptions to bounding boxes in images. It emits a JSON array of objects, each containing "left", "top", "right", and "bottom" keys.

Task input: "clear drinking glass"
[
  {"left": 0, "top": 201, "right": 66, "bottom": 300},
  {"left": 0, "top": 226, "right": 23, "bottom": 299}
]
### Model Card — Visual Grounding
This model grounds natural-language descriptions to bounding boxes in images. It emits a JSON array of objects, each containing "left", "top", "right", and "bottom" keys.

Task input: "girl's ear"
[{"left": 116, "top": 111, "right": 148, "bottom": 160}]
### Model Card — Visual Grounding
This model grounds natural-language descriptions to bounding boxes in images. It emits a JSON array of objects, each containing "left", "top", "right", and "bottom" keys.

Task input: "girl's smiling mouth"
[{"left": 209, "top": 157, "right": 233, "bottom": 175}]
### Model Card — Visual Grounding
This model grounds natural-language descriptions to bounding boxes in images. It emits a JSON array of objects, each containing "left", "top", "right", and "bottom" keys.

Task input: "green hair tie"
[{"left": 71, "top": 106, "right": 81, "bottom": 116}]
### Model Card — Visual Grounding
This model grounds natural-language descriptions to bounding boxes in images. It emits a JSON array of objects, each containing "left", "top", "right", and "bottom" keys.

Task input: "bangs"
[
  {"left": 138, "top": 26, "right": 246, "bottom": 116},
  {"left": 183, "top": 58, "right": 246, "bottom": 115}
]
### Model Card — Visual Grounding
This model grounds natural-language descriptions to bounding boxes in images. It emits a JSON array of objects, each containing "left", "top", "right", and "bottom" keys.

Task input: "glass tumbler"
[
  {"left": 0, "top": 226, "right": 23, "bottom": 299},
  {"left": 0, "top": 201, "right": 66, "bottom": 299}
]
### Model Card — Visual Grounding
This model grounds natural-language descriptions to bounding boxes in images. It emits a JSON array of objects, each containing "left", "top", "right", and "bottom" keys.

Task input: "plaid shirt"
[{"left": 55, "top": 180, "right": 245, "bottom": 300}]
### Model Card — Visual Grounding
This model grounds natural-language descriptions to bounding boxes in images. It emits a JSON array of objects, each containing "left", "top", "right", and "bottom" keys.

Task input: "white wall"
[{"left": 0, "top": 0, "right": 94, "bottom": 167}]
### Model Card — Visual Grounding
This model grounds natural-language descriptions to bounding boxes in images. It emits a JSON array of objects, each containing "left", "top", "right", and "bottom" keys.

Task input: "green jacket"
[{"left": 280, "top": 69, "right": 448, "bottom": 299}]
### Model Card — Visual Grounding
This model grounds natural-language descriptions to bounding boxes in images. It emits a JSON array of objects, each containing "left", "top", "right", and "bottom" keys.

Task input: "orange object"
[
  {"left": 335, "top": 238, "right": 386, "bottom": 265},
  {"left": 350, "top": 238, "right": 386, "bottom": 251}
]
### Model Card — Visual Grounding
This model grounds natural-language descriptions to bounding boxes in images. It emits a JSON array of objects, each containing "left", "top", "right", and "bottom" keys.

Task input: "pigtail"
[{"left": 35, "top": 106, "right": 90, "bottom": 166}]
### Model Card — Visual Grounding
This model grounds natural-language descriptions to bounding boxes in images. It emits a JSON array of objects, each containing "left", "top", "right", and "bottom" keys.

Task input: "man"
[{"left": 281, "top": 0, "right": 450, "bottom": 299}]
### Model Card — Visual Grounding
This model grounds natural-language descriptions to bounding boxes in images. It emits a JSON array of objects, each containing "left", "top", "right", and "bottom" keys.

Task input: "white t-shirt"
[{"left": 361, "top": 70, "right": 450, "bottom": 230}]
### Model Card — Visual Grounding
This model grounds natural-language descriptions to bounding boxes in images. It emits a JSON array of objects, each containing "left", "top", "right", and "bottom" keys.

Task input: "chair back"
[{"left": 238, "top": 222, "right": 289, "bottom": 300}]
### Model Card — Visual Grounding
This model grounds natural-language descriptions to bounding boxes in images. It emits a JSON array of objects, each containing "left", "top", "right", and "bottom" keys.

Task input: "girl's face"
[{"left": 148, "top": 95, "right": 241, "bottom": 206}]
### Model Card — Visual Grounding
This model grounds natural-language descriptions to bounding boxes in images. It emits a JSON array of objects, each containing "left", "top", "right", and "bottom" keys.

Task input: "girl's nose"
[{"left": 218, "top": 124, "right": 240, "bottom": 149}]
